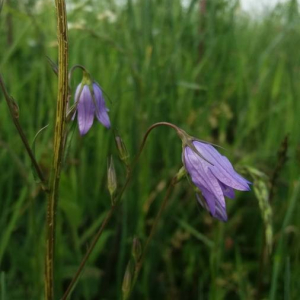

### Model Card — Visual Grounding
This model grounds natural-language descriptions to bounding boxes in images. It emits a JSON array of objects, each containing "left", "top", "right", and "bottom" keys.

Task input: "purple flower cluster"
[
  {"left": 71, "top": 74, "right": 250, "bottom": 222},
  {"left": 183, "top": 141, "right": 251, "bottom": 221},
  {"left": 73, "top": 83, "right": 110, "bottom": 135}
]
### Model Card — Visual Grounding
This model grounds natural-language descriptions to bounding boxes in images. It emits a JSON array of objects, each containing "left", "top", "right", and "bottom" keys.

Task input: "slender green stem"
[
  {"left": 61, "top": 205, "right": 117, "bottom": 300},
  {"left": 45, "top": 1, "right": 69, "bottom": 299},
  {"left": 68, "top": 64, "right": 88, "bottom": 84},
  {"left": 114, "top": 122, "right": 180, "bottom": 207},
  {"left": 61, "top": 122, "right": 180, "bottom": 299},
  {"left": 0, "top": 73, "right": 46, "bottom": 185},
  {"left": 129, "top": 177, "right": 177, "bottom": 299},
  {"left": 116, "top": 122, "right": 180, "bottom": 201}
]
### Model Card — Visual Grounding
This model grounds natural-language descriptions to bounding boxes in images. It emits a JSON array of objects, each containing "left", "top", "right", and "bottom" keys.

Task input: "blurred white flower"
[
  {"left": 66, "top": 2, "right": 77, "bottom": 13},
  {"left": 68, "top": 19, "right": 86, "bottom": 30},
  {"left": 97, "top": 10, "right": 117, "bottom": 23},
  {"left": 27, "top": 39, "right": 37, "bottom": 47},
  {"left": 33, "top": 0, "right": 52, "bottom": 14},
  {"left": 84, "top": 5, "right": 93, "bottom": 12}
]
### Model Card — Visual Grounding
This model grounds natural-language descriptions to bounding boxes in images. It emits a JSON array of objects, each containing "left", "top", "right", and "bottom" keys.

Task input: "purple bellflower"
[
  {"left": 73, "top": 82, "right": 111, "bottom": 135},
  {"left": 183, "top": 140, "right": 251, "bottom": 222}
]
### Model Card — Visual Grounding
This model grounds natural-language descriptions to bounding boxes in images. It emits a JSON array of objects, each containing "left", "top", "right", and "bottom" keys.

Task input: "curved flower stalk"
[
  {"left": 183, "top": 140, "right": 251, "bottom": 221},
  {"left": 73, "top": 82, "right": 111, "bottom": 135}
]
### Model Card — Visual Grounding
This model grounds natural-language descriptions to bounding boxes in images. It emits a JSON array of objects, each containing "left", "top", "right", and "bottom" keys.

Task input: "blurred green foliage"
[{"left": 0, "top": 0, "right": 299, "bottom": 299}]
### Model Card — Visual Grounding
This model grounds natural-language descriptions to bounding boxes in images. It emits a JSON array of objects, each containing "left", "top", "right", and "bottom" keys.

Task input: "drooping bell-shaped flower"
[
  {"left": 73, "top": 82, "right": 110, "bottom": 135},
  {"left": 183, "top": 140, "right": 251, "bottom": 222}
]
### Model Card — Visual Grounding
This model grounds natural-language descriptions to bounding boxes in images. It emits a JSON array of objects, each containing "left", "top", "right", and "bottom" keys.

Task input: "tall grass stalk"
[{"left": 45, "top": 0, "right": 68, "bottom": 299}]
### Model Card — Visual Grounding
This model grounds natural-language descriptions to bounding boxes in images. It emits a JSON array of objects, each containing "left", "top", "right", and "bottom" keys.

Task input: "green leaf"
[
  {"left": 1, "top": 272, "right": 7, "bottom": 300},
  {"left": 0, "top": 188, "right": 27, "bottom": 264},
  {"left": 31, "top": 124, "right": 48, "bottom": 182},
  {"left": 46, "top": 56, "right": 58, "bottom": 76},
  {"left": 176, "top": 218, "right": 214, "bottom": 248},
  {"left": 0, "top": 0, "right": 4, "bottom": 15},
  {"left": 177, "top": 81, "right": 207, "bottom": 91},
  {"left": 63, "top": 121, "right": 77, "bottom": 167},
  {"left": 284, "top": 257, "right": 290, "bottom": 300}
]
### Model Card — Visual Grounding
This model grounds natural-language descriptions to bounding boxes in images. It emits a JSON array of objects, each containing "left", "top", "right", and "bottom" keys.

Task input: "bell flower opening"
[
  {"left": 183, "top": 140, "right": 251, "bottom": 222},
  {"left": 73, "top": 82, "right": 111, "bottom": 135}
]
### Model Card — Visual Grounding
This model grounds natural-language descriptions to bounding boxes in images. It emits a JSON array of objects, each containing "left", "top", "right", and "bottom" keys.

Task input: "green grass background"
[{"left": 0, "top": 0, "right": 299, "bottom": 299}]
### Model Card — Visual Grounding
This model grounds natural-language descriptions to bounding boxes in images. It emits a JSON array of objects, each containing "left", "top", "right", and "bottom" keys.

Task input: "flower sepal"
[
  {"left": 177, "top": 129, "right": 213, "bottom": 166},
  {"left": 175, "top": 166, "right": 187, "bottom": 183}
]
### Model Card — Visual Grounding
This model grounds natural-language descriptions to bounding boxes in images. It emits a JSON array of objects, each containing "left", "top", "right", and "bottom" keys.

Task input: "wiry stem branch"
[
  {"left": 61, "top": 122, "right": 180, "bottom": 299},
  {"left": 0, "top": 73, "right": 46, "bottom": 185},
  {"left": 61, "top": 205, "right": 116, "bottom": 300},
  {"left": 128, "top": 176, "right": 177, "bottom": 298}
]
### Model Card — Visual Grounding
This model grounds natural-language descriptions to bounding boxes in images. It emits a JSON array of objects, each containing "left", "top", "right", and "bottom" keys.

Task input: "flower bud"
[
  {"left": 131, "top": 236, "right": 142, "bottom": 262},
  {"left": 122, "top": 260, "right": 134, "bottom": 300},
  {"left": 115, "top": 135, "right": 130, "bottom": 165},
  {"left": 107, "top": 156, "right": 117, "bottom": 201}
]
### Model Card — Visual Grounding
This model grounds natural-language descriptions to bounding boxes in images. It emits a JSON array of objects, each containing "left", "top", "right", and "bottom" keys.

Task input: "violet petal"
[
  {"left": 77, "top": 85, "right": 95, "bottom": 135},
  {"left": 93, "top": 83, "right": 111, "bottom": 129},
  {"left": 219, "top": 181, "right": 235, "bottom": 199},
  {"left": 214, "top": 200, "right": 228, "bottom": 222},
  {"left": 184, "top": 147, "right": 226, "bottom": 209},
  {"left": 193, "top": 141, "right": 251, "bottom": 190}
]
